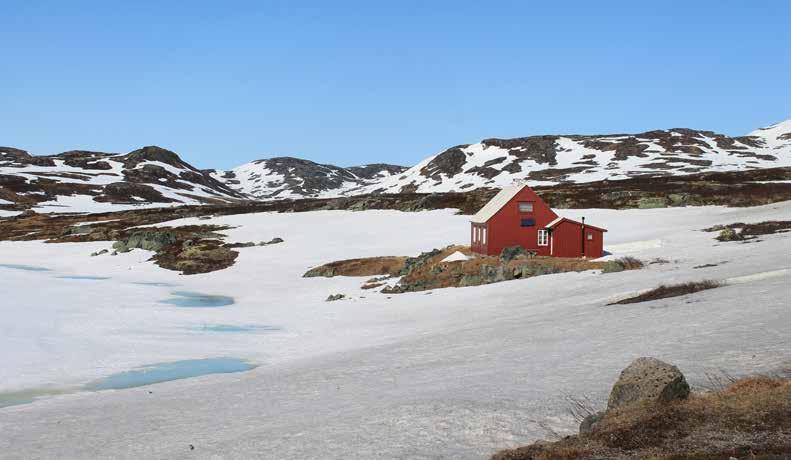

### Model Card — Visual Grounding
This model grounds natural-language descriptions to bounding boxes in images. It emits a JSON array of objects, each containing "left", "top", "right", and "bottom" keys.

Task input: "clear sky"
[{"left": 2, "top": 1, "right": 790, "bottom": 169}]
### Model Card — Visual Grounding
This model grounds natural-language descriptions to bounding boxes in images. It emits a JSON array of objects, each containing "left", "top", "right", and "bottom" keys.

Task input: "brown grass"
[
  {"left": 617, "top": 256, "right": 645, "bottom": 270},
  {"left": 491, "top": 376, "right": 791, "bottom": 459},
  {"left": 303, "top": 256, "right": 407, "bottom": 278},
  {"left": 609, "top": 280, "right": 722, "bottom": 305}
]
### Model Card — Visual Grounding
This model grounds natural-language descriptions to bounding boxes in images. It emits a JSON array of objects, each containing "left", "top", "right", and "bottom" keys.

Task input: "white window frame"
[
  {"left": 482, "top": 228, "right": 486, "bottom": 245},
  {"left": 518, "top": 201, "right": 534, "bottom": 213},
  {"left": 537, "top": 229, "right": 549, "bottom": 246},
  {"left": 587, "top": 232, "right": 594, "bottom": 241}
]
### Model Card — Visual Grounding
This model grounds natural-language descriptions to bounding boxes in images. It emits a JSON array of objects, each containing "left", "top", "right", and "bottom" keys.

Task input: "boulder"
[
  {"left": 607, "top": 357, "right": 690, "bottom": 410},
  {"left": 113, "top": 231, "right": 177, "bottom": 253},
  {"left": 717, "top": 228, "right": 743, "bottom": 242},
  {"left": 579, "top": 411, "right": 605, "bottom": 435},
  {"left": 326, "top": 294, "right": 345, "bottom": 302},
  {"left": 500, "top": 246, "right": 533, "bottom": 262}
]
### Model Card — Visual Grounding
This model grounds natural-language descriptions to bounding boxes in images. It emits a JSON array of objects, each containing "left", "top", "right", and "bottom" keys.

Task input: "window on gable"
[
  {"left": 518, "top": 202, "right": 534, "bottom": 213},
  {"left": 537, "top": 229, "right": 549, "bottom": 246},
  {"left": 520, "top": 218, "right": 535, "bottom": 227}
]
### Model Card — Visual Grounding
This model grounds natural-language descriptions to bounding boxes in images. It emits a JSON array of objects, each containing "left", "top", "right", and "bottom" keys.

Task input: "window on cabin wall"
[
  {"left": 482, "top": 228, "right": 486, "bottom": 244},
  {"left": 537, "top": 229, "right": 549, "bottom": 246},
  {"left": 518, "top": 202, "right": 534, "bottom": 213},
  {"left": 587, "top": 232, "right": 593, "bottom": 241},
  {"left": 520, "top": 218, "right": 535, "bottom": 227}
]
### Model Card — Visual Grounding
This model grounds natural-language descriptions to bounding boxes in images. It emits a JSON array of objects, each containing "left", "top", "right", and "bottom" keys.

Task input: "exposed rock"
[
  {"left": 399, "top": 248, "right": 442, "bottom": 276},
  {"left": 259, "top": 237, "right": 284, "bottom": 246},
  {"left": 579, "top": 411, "right": 605, "bottom": 435},
  {"left": 500, "top": 245, "right": 535, "bottom": 262},
  {"left": 607, "top": 357, "right": 690, "bottom": 410},
  {"left": 225, "top": 241, "right": 257, "bottom": 248},
  {"left": 164, "top": 242, "right": 238, "bottom": 275},
  {"left": 113, "top": 231, "right": 177, "bottom": 253},
  {"left": 326, "top": 294, "right": 346, "bottom": 302},
  {"left": 90, "top": 249, "right": 109, "bottom": 257},
  {"left": 718, "top": 227, "right": 744, "bottom": 241}
]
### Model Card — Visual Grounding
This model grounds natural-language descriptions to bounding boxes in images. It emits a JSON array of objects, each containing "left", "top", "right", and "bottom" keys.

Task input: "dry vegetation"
[
  {"left": 491, "top": 375, "right": 791, "bottom": 460},
  {"left": 602, "top": 256, "right": 645, "bottom": 273},
  {"left": 609, "top": 280, "right": 722, "bottom": 305},
  {"left": 303, "top": 245, "right": 610, "bottom": 293}
]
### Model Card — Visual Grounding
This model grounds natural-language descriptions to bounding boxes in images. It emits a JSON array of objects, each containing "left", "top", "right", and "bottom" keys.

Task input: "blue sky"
[{"left": 2, "top": 1, "right": 790, "bottom": 169}]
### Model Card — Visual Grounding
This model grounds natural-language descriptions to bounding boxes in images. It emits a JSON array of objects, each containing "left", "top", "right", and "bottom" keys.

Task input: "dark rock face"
[
  {"left": 420, "top": 147, "right": 468, "bottom": 180},
  {"left": 347, "top": 163, "right": 407, "bottom": 180},
  {"left": 607, "top": 357, "right": 690, "bottom": 410}
]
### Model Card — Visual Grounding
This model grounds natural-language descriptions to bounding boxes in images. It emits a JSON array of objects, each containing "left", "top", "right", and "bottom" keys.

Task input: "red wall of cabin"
[
  {"left": 550, "top": 220, "right": 582, "bottom": 258},
  {"left": 473, "top": 187, "right": 558, "bottom": 256},
  {"left": 549, "top": 221, "right": 605, "bottom": 258},
  {"left": 583, "top": 227, "right": 604, "bottom": 258}
]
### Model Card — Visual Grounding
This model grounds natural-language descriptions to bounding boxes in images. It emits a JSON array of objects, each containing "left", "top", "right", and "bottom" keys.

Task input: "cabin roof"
[
  {"left": 545, "top": 216, "right": 608, "bottom": 232},
  {"left": 469, "top": 184, "right": 526, "bottom": 223}
]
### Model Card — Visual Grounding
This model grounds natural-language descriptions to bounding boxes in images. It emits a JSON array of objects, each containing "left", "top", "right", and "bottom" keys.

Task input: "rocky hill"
[
  {"left": 2, "top": 120, "right": 790, "bottom": 213},
  {"left": 208, "top": 157, "right": 407, "bottom": 199},
  {"left": 0, "top": 146, "right": 245, "bottom": 213},
  {"left": 363, "top": 120, "right": 791, "bottom": 194}
]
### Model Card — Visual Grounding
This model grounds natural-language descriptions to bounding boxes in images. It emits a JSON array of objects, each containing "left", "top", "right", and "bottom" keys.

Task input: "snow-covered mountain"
[
  {"left": 2, "top": 120, "right": 790, "bottom": 214},
  {"left": 208, "top": 157, "right": 407, "bottom": 199},
  {"left": 0, "top": 146, "right": 245, "bottom": 213},
  {"left": 362, "top": 120, "right": 791, "bottom": 194}
]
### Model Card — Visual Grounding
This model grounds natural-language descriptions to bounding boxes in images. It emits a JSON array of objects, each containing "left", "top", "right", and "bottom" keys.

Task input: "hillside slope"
[
  {"left": 363, "top": 120, "right": 791, "bottom": 194},
  {"left": 208, "top": 157, "right": 406, "bottom": 199},
  {"left": 0, "top": 146, "right": 244, "bottom": 213},
  {"left": 2, "top": 120, "right": 789, "bottom": 212}
]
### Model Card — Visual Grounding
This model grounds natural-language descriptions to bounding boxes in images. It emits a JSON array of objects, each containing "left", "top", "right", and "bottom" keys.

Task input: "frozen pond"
[
  {"left": 159, "top": 291, "right": 235, "bottom": 307},
  {"left": 84, "top": 358, "right": 256, "bottom": 391},
  {"left": 57, "top": 275, "right": 111, "bottom": 280},
  {"left": 0, "top": 388, "right": 71, "bottom": 409},
  {"left": 0, "top": 263, "right": 51, "bottom": 272},
  {"left": 131, "top": 281, "right": 179, "bottom": 287},
  {"left": 192, "top": 324, "right": 281, "bottom": 333}
]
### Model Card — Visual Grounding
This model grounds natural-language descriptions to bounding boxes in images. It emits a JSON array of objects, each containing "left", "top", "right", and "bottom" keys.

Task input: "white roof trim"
[
  {"left": 546, "top": 216, "right": 564, "bottom": 228},
  {"left": 470, "top": 184, "right": 526, "bottom": 223}
]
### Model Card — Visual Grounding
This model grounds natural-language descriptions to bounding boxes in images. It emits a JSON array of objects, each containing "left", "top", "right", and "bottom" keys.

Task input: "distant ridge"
[{"left": 1, "top": 120, "right": 790, "bottom": 212}]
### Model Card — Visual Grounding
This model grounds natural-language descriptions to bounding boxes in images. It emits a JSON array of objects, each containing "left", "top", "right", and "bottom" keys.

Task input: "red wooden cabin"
[{"left": 470, "top": 183, "right": 606, "bottom": 258}]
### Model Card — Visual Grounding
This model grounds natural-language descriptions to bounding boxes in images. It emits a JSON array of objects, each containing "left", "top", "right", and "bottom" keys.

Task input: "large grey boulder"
[
  {"left": 607, "top": 357, "right": 690, "bottom": 410},
  {"left": 500, "top": 246, "right": 534, "bottom": 262}
]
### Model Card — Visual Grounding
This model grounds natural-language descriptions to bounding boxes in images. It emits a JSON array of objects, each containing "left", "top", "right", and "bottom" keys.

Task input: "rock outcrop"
[{"left": 606, "top": 357, "right": 690, "bottom": 410}]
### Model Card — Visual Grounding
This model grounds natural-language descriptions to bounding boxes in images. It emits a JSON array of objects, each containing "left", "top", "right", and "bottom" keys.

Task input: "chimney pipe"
[{"left": 581, "top": 216, "right": 586, "bottom": 257}]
